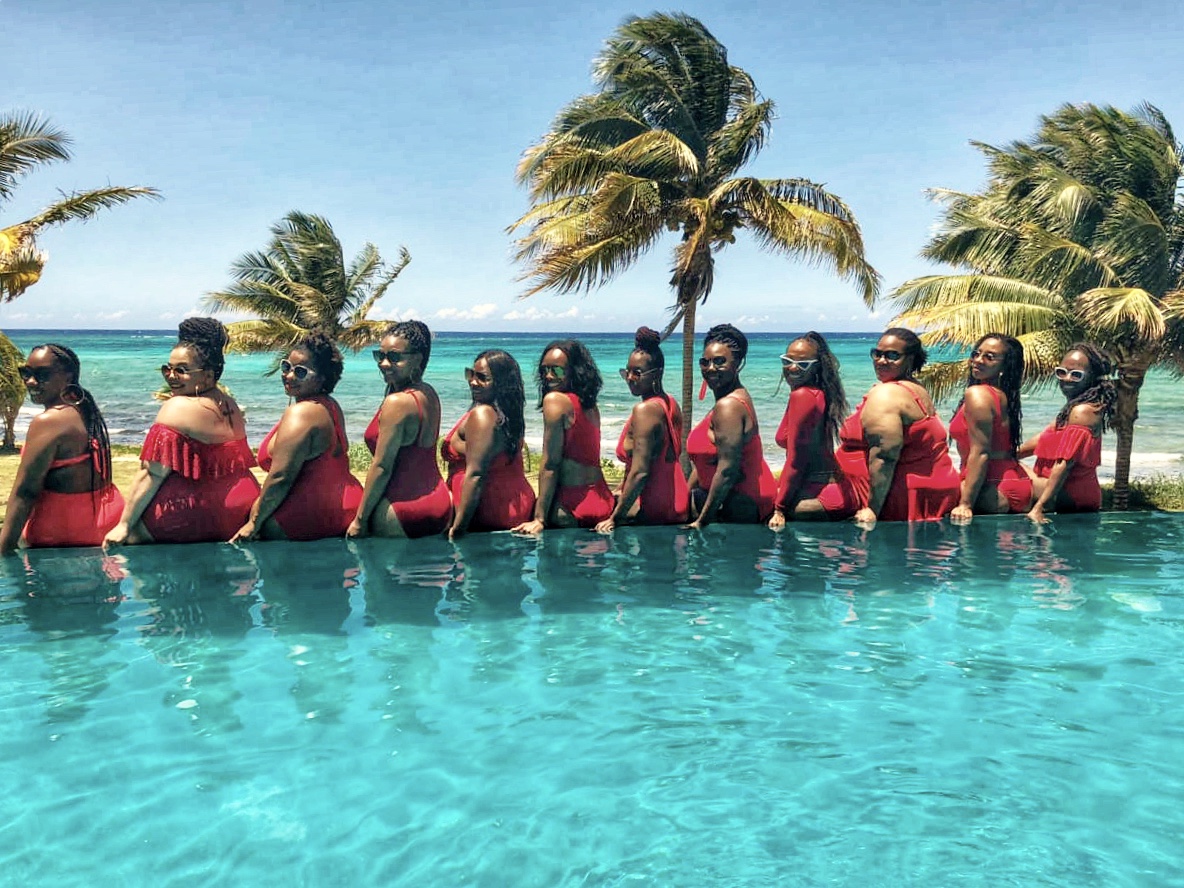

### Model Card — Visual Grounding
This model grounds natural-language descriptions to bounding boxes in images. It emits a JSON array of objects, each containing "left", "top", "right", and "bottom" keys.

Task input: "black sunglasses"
[
  {"left": 870, "top": 348, "right": 905, "bottom": 362},
  {"left": 17, "top": 365, "right": 56, "bottom": 383},
  {"left": 465, "top": 367, "right": 493, "bottom": 384},
  {"left": 373, "top": 349, "right": 412, "bottom": 364},
  {"left": 160, "top": 363, "right": 204, "bottom": 377}
]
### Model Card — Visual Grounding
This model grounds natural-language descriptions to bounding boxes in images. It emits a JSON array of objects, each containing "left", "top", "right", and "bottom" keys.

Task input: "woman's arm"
[
  {"left": 448, "top": 406, "right": 499, "bottom": 539},
  {"left": 854, "top": 388, "right": 906, "bottom": 525},
  {"left": 0, "top": 417, "right": 59, "bottom": 554},
  {"left": 688, "top": 398, "right": 747, "bottom": 529},
  {"left": 347, "top": 393, "right": 416, "bottom": 538},
  {"left": 103, "top": 460, "right": 171, "bottom": 548},
  {"left": 1027, "top": 406, "right": 1102, "bottom": 524},
  {"left": 231, "top": 404, "right": 319, "bottom": 542},
  {"left": 512, "top": 393, "right": 570, "bottom": 535},
  {"left": 951, "top": 388, "right": 995, "bottom": 522},
  {"left": 597, "top": 401, "right": 662, "bottom": 533}
]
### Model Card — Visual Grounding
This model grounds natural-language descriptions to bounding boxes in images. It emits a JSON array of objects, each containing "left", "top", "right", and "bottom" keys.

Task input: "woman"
[
  {"left": 685, "top": 324, "right": 776, "bottom": 527},
  {"left": 822, "top": 327, "right": 959, "bottom": 525},
  {"left": 347, "top": 320, "right": 452, "bottom": 539},
  {"left": 512, "top": 339, "right": 613, "bottom": 534},
  {"left": 1020, "top": 342, "right": 1115, "bottom": 523},
  {"left": 948, "top": 333, "right": 1033, "bottom": 522},
  {"left": 231, "top": 332, "right": 362, "bottom": 542},
  {"left": 0, "top": 344, "right": 124, "bottom": 553},
  {"left": 595, "top": 327, "right": 688, "bottom": 533},
  {"left": 103, "top": 318, "right": 260, "bottom": 546},
  {"left": 767, "top": 331, "right": 855, "bottom": 527},
  {"left": 442, "top": 349, "right": 536, "bottom": 538}
]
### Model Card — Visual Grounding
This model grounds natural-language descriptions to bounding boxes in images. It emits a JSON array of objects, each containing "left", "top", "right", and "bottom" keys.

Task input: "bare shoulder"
[
  {"left": 962, "top": 384, "right": 997, "bottom": 416},
  {"left": 1067, "top": 403, "right": 1104, "bottom": 432},
  {"left": 541, "top": 391, "right": 573, "bottom": 422}
]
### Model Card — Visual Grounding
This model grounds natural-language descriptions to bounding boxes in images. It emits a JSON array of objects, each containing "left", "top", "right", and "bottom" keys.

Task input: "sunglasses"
[
  {"left": 160, "top": 363, "right": 203, "bottom": 377},
  {"left": 464, "top": 367, "right": 492, "bottom": 384},
  {"left": 779, "top": 356, "right": 819, "bottom": 371},
  {"left": 619, "top": 367, "right": 659, "bottom": 380},
  {"left": 17, "top": 365, "right": 56, "bottom": 383},
  {"left": 540, "top": 364, "right": 566, "bottom": 379},
  {"left": 1054, "top": 366, "right": 1087, "bottom": 382},
  {"left": 870, "top": 348, "right": 905, "bottom": 362},
  {"left": 373, "top": 349, "right": 412, "bottom": 364},
  {"left": 280, "top": 360, "right": 313, "bottom": 380},
  {"left": 698, "top": 356, "right": 729, "bottom": 370},
  {"left": 970, "top": 349, "right": 1002, "bottom": 363}
]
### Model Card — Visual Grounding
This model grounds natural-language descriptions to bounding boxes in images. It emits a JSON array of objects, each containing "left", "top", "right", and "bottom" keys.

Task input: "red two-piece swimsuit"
[
  {"left": 257, "top": 396, "right": 363, "bottom": 540},
  {"left": 948, "top": 386, "right": 1032, "bottom": 513},
  {"left": 773, "top": 386, "right": 839, "bottom": 512},
  {"left": 686, "top": 394, "right": 777, "bottom": 521},
  {"left": 363, "top": 390, "right": 453, "bottom": 538},
  {"left": 1032, "top": 422, "right": 1103, "bottom": 512},
  {"left": 139, "top": 424, "right": 262, "bottom": 543},
  {"left": 23, "top": 445, "right": 125, "bottom": 548},
  {"left": 615, "top": 394, "right": 689, "bottom": 524},
  {"left": 553, "top": 392, "right": 614, "bottom": 527},
  {"left": 440, "top": 411, "right": 536, "bottom": 531}
]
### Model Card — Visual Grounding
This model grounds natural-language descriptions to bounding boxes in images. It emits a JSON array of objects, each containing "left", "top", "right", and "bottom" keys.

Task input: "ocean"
[{"left": 3, "top": 329, "right": 1181, "bottom": 480}]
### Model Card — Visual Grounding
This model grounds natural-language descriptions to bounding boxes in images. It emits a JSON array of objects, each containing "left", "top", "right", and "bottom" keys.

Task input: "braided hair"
[
  {"left": 536, "top": 339, "right": 602, "bottom": 410},
  {"left": 966, "top": 333, "right": 1024, "bottom": 454},
  {"left": 33, "top": 343, "right": 113, "bottom": 484},
  {"left": 295, "top": 330, "right": 344, "bottom": 394},
  {"left": 385, "top": 320, "right": 432, "bottom": 372},
  {"left": 477, "top": 349, "right": 526, "bottom": 456},
  {"left": 1055, "top": 342, "right": 1116, "bottom": 432},
  {"left": 631, "top": 326, "right": 664, "bottom": 371},
  {"left": 795, "top": 331, "right": 848, "bottom": 449},
  {"left": 177, "top": 317, "right": 229, "bottom": 381},
  {"left": 881, "top": 326, "right": 927, "bottom": 373},
  {"left": 704, "top": 323, "right": 749, "bottom": 367}
]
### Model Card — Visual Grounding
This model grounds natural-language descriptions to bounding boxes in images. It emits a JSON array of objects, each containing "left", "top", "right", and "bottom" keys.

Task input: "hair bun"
[
  {"left": 179, "top": 316, "right": 229, "bottom": 351},
  {"left": 634, "top": 326, "right": 661, "bottom": 349}
]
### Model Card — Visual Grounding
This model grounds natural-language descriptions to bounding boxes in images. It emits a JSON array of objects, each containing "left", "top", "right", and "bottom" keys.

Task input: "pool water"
[{"left": 1, "top": 516, "right": 1182, "bottom": 886}]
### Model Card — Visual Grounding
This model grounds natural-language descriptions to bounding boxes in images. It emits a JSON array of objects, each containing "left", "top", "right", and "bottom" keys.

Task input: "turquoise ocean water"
[
  {"left": 4, "top": 329, "right": 1182, "bottom": 480},
  {"left": 1, "top": 517, "right": 1182, "bottom": 884}
]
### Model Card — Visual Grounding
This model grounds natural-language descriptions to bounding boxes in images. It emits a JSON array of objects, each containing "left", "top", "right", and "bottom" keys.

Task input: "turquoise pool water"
[{"left": 1, "top": 516, "right": 1182, "bottom": 885}]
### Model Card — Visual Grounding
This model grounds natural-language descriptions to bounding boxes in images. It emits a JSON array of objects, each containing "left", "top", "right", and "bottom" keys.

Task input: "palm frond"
[
  {"left": 223, "top": 319, "right": 306, "bottom": 354},
  {"left": 0, "top": 240, "right": 46, "bottom": 302},
  {"left": 1075, "top": 286, "right": 1166, "bottom": 342},
  {"left": 23, "top": 186, "right": 160, "bottom": 229},
  {"left": 0, "top": 111, "right": 71, "bottom": 201}
]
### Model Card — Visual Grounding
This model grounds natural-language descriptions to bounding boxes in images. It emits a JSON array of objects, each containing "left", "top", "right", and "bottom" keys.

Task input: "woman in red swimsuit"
[
  {"left": 831, "top": 327, "right": 959, "bottom": 526},
  {"left": 595, "top": 327, "right": 688, "bottom": 532},
  {"left": 767, "top": 331, "right": 855, "bottom": 526},
  {"left": 347, "top": 320, "right": 452, "bottom": 539},
  {"left": 686, "top": 324, "right": 776, "bottom": 526},
  {"left": 231, "top": 332, "right": 362, "bottom": 542},
  {"left": 104, "top": 318, "right": 260, "bottom": 546},
  {"left": 948, "top": 333, "right": 1033, "bottom": 522},
  {"left": 442, "top": 349, "right": 536, "bottom": 537},
  {"left": 0, "top": 343, "right": 124, "bottom": 553},
  {"left": 1020, "top": 342, "right": 1115, "bottom": 523},
  {"left": 512, "top": 339, "right": 613, "bottom": 533}
]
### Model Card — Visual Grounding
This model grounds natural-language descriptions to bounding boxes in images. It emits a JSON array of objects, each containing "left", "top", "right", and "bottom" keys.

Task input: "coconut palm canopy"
[
  {"left": 510, "top": 12, "right": 879, "bottom": 435},
  {"left": 203, "top": 211, "right": 411, "bottom": 358},
  {"left": 0, "top": 110, "right": 159, "bottom": 301},
  {"left": 890, "top": 102, "right": 1184, "bottom": 508}
]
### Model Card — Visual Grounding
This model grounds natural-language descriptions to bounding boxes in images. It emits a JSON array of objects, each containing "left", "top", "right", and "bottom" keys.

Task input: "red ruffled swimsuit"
[
  {"left": 948, "top": 386, "right": 1032, "bottom": 513},
  {"left": 825, "top": 382, "right": 959, "bottom": 522},
  {"left": 441, "top": 411, "right": 536, "bottom": 531},
  {"left": 615, "top": 394, "right": 689, "bottom": 524},
  {"left": 23, "top": 444, "right": 125, "bottom": 548},
  {"left": 258, "top": 396, "right": 363, "bottom": 540},
  {"left": 363, "top": 390, "right": 453, "bottom": 538},
  {"left": 686, "top": 394, "right": 777, "bottom": 521},
  {"left": 1032, "top": 422, "right": 1102, "bottom": 512},
  {"left": 774, "top": 386, "right": 839, "bottom": 512},
  {"left": 554, "top": 392, "right": 614, "bottom": 527},
  {"left": 139, "top": 424, "right": 261, "bottom": 543}
]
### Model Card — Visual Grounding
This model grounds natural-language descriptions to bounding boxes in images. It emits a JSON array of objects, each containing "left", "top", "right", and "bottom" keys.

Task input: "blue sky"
[{"left": 3, "top": 0, "right": 1181, "bottom": 332}]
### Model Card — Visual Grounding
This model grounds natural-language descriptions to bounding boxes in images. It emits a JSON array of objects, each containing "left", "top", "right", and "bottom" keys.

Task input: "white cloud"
[
  {"left": 735, "top": 314, "right": 771, "bottom": 327},
  {"left": 502, "top": 305, "right": 581, "bottom": 322},
  {"left": 433, "top": 302, "right": 498, "bottom": 321},
  {"left": 372, "top": 306, "right": 422, "bottom": 321}
]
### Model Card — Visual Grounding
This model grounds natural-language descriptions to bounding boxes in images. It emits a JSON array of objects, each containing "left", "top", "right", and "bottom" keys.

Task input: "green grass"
[{"left": 1104, "top": 475, "right": 1184, "bottom": 512}]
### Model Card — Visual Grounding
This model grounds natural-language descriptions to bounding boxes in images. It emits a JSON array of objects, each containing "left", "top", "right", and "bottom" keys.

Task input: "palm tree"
[
  {"left": 510, "top": 12, "right": 879, "bottom": 438},
  {"left": 1, "top": 110, "right": 159, "bottom": 300},
  {"left": 203, "top": 211, "right": 411, "bottom": 357},
  {"left": 0, "top": 334, "right": 24, "bottom": 451},
  {"left": 890, "top": 103, "right": 1184, "bottom": 509}
]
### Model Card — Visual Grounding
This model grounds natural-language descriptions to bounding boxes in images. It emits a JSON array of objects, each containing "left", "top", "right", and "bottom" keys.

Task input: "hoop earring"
[{"left": 61, "top": 384, "right": 85, "bottom": 406}]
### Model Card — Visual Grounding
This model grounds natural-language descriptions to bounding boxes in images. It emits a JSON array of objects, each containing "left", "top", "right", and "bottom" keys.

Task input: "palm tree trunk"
[
  {"left": 679, "top": 297, "right": 697, "bottom": 473},
  {"left": 1111, "top": 362, "right": 1146, "bottom": 511}
]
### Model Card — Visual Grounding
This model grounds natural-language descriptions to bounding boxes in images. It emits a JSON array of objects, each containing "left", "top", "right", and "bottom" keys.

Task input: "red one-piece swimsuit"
[
  {"left": 615, "top": 393, "right": 689, "bottom": 524},
  {"left": 948, "top": 386, "right": 1033, "bottom": 513},
  {"left": 440, "top": 411, "right": 536, "bottom": 531},
  {"left": 685, "top": 394, "right": 777, "bottom": 521},
  {"left": 553, "top": 392, "right": 614, "bottom": 527}
]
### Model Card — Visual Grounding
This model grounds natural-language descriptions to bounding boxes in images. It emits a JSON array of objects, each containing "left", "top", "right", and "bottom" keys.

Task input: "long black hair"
[
  {"left": 478, "top": 349, "right": 526, "bottom": 456},
  {"left": 966, "top": 333, "right": 1024, "bottom": 454},
  {"left": 177, "top": 317, "right": 230, "bottom": 381},
  {"left": 33, "top": 343, "right": 113, "bottom": 485},
  {"left": 795, "top": 331, "right": 847, "bottom": 449},
  {"left": 880, "top": 326, "right": 927, "bottom": 373},
  {"left": 294, "top": 330, "right": 344, "bottom": 394},
  {"left": 1056, "top": 342, "right": 1117, "bottom": 432},
  {"left": 535, "top": 339, "right": 602, "bottom": 410}
]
